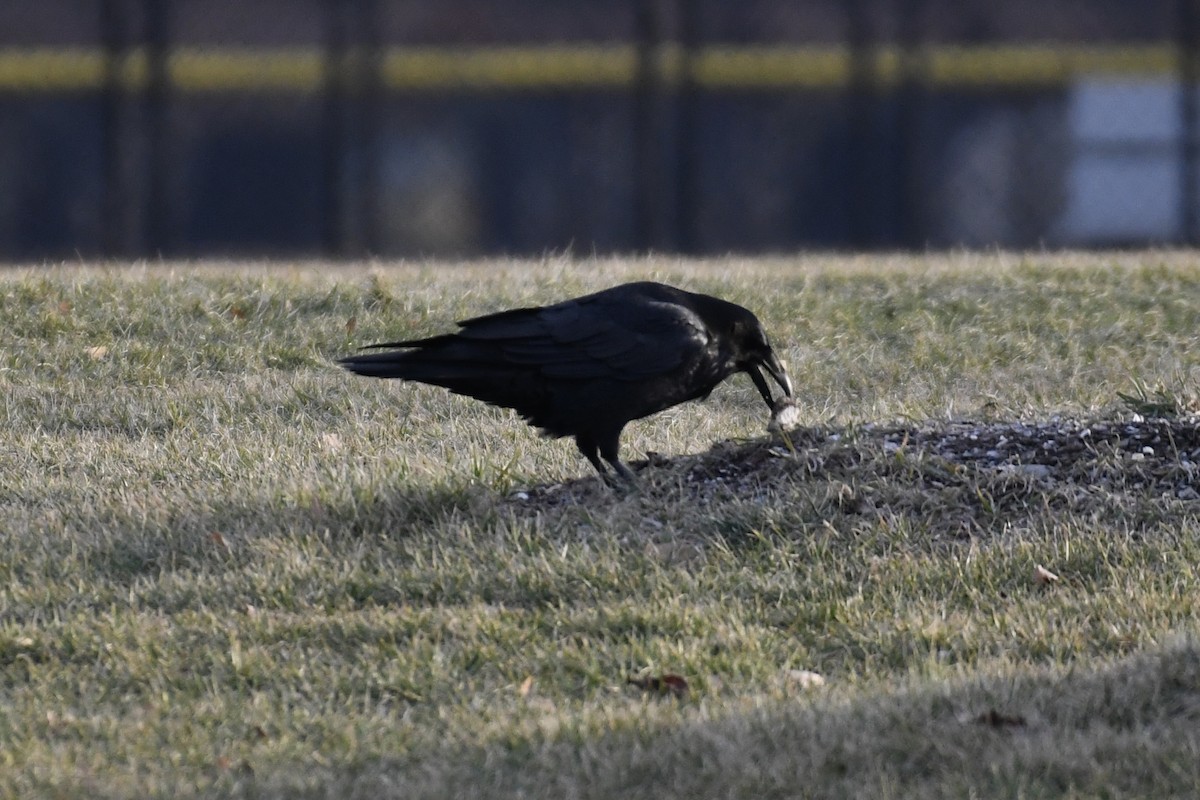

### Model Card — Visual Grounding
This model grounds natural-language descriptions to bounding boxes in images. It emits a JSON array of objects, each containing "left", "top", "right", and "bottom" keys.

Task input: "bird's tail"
[
  {"left": 338, "top": 338, "right": 534, "bottom": 401},
  {"left": 338, "top": 349, "right": 425, "bottom": 380},
  {"left": 340, "top": 340, "right": 497, "bottom": 381}
]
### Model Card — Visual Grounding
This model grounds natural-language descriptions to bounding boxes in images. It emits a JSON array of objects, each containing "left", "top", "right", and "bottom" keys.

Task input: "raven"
[{"left": 339, "top": 281, "right": 793, "bottom": 480}]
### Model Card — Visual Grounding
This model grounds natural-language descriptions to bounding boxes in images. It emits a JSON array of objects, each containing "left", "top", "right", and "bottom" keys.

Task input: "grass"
[{"left": 2, "top": 252, "right": 1200, "bottom": 798}]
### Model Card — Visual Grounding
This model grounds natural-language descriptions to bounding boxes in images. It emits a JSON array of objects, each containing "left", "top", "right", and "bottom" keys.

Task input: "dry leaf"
[
  {"left": 1034, "top": 564, "right": 1059, "bottom": 584},
  {"left": 346, "top": 316, "right": 357, "bottom": 334},
  {"left": 85, "top": 345, "right": 108, "bottom": 360},
  {"left": 57, "top": 300, "right": 73, "bottom": 315},
  {"left": 230, "top": 305, "right": 247, "bottom": 321},
  {"left": 208, "top": 531, "right": 230, "bottom": 551},
  {"left": 627, "top": 673, "right": 689, "bottom": 698},
  {"left": 518, "top": 675, "right": 534, "bottom": 698}
]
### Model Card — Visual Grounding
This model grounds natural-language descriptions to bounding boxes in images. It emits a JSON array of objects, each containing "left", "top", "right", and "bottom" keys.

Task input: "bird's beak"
[{"left": 747, "top": 351, "right": 794, "bottom": 409}]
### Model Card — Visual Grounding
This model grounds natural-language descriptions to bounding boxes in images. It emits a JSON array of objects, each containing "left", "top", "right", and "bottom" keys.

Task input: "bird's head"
[{"left": 728, "top": 314, "right": 794, "bottom": 411}]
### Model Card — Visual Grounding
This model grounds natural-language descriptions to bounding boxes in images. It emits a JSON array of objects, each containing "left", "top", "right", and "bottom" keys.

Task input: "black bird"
[{"left": 339, "top": 281, "right": 793, "bottom": 480}]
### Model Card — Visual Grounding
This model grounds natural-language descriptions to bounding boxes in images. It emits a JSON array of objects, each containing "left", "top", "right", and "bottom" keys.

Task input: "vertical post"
[
  {"left": 1180, "top": 0, "right": 1200, "bottom": 245},
  {"left": 323, "top": 0, "right": 349, "bottom": 257},
  {"left": 143, "top": 0, "right": 169, "bottom": 256},
  {"left": 100, "top": 0, "right": 127, "bottom": 257},
  {"left": 846, "top": 0, "right": 874, "bottom": 247},
  {"left": 356, "top": 0, "right": 383, "bottom": 256},
  {"left": 895, "top": 0, "right": 924, "bottom": 249},
  {"left": 633, "top": 0, "right": 671, "bottom": 252},
  {"left": 675, "top": 0, "right": 698, "bottom": 254}
]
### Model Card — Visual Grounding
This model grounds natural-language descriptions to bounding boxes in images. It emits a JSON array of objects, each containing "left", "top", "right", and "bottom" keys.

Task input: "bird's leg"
[
  {"left": 575, "top": 435, "right": 608, "bottom": 477},
  {"left": 608, "top": 459, "right": 638, "bottom": 484},
  {"left": 597, "top": 429, "right": 639, "bottom": 485}
]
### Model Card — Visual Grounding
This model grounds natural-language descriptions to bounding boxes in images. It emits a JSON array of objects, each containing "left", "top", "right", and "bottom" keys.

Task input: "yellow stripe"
[
  {"left": 381, "top": 46, "right": 637, "bottom": 89},
  {"left": 927, "top": 45, "right": 1177, "bottom": 87},
  {"left": 0, "top": 43, "right": 1183, "bottom": 93},
  {"left": 692, "top": 46, "right": 851, "bottom": 88},
  {"left": 172, "top": 49, "right": 324, "bottom": 91},
  {"left": 0, "top": 48, "right": 108, "bottom": 90}
]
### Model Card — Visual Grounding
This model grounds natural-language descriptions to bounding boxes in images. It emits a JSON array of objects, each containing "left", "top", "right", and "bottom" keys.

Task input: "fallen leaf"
[
  {"left": 208, "top": 531, "right": 230, "bottom": 551},
  {"left": 57, "top": 300, "right": 73, "bottom": 315},
  {"left": 627, "top": 673, "right": 689, "bottom": 698},
  {"left": 230, "top": 305, "right": 247, "bottom": 321},
  {"left": 346, "top": 316, "right": 357, "bottom": 334},
  {"left": 1034, "top": 564, "right": 1059, "bottom": 584},
  {"left": 518, "top": 675, "right": 534, "bottom": 698},
  {"left": 85, "top": 345, "right": 108, "bottom": 360}
]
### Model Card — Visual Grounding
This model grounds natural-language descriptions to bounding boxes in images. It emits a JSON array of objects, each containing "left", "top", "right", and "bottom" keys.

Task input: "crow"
[{"left": 339, "top": 281, "right": 793, "bottom": 481}]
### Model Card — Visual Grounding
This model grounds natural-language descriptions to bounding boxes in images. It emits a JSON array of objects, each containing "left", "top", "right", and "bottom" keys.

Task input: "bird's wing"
[{"left": 455, "top": 294, "right": 709, "bottom": 380}]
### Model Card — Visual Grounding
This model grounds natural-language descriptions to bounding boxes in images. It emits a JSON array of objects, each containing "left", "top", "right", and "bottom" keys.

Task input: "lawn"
[{"left": 2, "top": 252, "right": 1200, "bottom": 798}]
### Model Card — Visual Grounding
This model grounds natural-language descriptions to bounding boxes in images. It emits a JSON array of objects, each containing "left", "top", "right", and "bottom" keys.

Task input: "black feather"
[{"left": 339, "top": 281, "right": 791, "bottom": 480}]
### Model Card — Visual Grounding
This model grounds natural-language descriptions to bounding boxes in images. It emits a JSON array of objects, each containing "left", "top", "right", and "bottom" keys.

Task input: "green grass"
[{"left": 2, "top": 252, "right": 1200, "bottom": 798}]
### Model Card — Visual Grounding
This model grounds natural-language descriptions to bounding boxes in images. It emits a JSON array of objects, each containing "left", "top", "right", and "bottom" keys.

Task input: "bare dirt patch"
[{"left": 509, "top": 416, "right": 1200, "bottom": 536}]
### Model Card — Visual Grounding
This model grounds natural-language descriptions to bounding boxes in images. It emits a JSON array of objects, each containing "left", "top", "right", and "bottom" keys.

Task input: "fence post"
[
  {"left": 675, "top": 0, "right": 698, "bottom": 254},
  {"left": 1180, "top": 0, "right": 1200, "bottom": 245},
  {"left": 633, "top": 1, "right": 662, "bottom": 252},
  {"left": 100, "top": 0, "right": 130, "bottom": 257},
  {"left": 895, "top": 0, "right": 925, "bottom": 249},
  {"left": 356, "top": 0, "right": 382, "bottom": 256},
  {"left": 322, "top": 0, "right": 349, "bottom": 257},
  {"left": 846, "top": 0, "right": 874, "bottom": 247},
  {"left": 144, "top": 0, "right": 169, "bottom": 256}
]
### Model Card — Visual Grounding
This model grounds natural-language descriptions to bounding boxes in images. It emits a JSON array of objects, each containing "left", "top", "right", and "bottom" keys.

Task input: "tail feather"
[
  {"left": 338, "top": 344, "right": 546, "bottom": 414},
  {"left": 339, "top": 344, "right": 506, "bottom": 381}
]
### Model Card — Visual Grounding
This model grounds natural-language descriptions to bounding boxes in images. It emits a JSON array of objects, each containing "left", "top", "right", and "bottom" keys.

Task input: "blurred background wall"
[{"left": 0, "top": 0, "right": 1196, "bottom": 259}]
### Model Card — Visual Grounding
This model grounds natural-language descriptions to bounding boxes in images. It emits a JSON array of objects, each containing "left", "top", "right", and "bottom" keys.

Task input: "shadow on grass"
[
  {"left": 226, "top": 636, "right": 1200, "bottom": 800},
  {"left": 85, "top": 480, "right": 488, "bottom": 586},
  {"left": 81, "top": 414, "right": 1200, "bottom": 587}
]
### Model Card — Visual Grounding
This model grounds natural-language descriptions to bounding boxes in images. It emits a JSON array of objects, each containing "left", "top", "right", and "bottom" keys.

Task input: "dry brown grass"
[{"left": 2, "top": 252, "right": 1200, "bottom": 798}]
